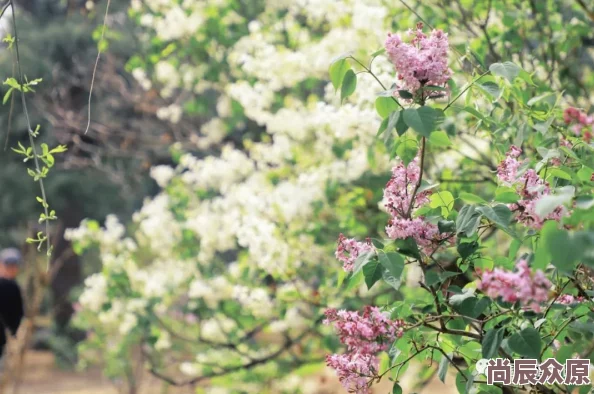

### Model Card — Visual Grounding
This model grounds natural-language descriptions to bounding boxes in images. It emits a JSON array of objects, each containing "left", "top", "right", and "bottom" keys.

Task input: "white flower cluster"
[{"left": 72, "top": 0, "right": 406, "bottom": 390}]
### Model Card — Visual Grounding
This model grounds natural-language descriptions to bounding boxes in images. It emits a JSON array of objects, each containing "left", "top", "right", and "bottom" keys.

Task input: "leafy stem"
[
  {"left": 10, "top": 1, "right": 52, "bottom": 269},
  {"left": 349, "top": 56, "right": 403, "bottom": 109}
]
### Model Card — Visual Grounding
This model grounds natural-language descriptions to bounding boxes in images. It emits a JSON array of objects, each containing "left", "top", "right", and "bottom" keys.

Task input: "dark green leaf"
[
  {"left": 455, "top": 297, "right": 490, "bottom": 318},
  {"left": 482, "top": 328, "right": 504, "bottom": 358},
  {"left": 398, "top": 90, "right": 413, "bottom": 99},
  {"left": 403, "top": 107, "right": 445, "bottom": 137},
  {"left": 508, "top": 328, "right": 541, "bottom": 359},
  {"left": 392, "top": 383, "right": 403, "bottom": 394},
  {"left": 456, "top": 205, "right": 482, "bottom": 237},
  {"left": 425, "top": 271, "right": 440, "bottom": 287},
  {"left": 458, "top": 241, "right": 479, "bottom": 259},
  {"left": 394, "top": 237, "right": 421, "bottom": 261},
  {"left": 363, "top": 259, "right": 383, "bottom": 289},
  {"left": 386, "top": 110, "right": 408, "bottom": 137},
  {"left": 438, "top": 220, "right": 455, "bottom": 233}
]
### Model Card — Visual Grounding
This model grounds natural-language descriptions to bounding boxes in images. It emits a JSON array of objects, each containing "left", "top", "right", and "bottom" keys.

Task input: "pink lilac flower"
[
  {"left": 326, "top": 353, "right": 377, "bottom": 394},
  {"left": 477, "top": 259, "right": 551, "bottom": 312},
  {"left": 496, "top": 145, "right": 522, "bottom": 184},
  {"left": 325, "top": 307, "right": 405, "bottom": 393},
  {"left": 383, "top": 156, "right": 454, "bottom": 254},
  {"left": 496, "top": 146, "right": 567, "bottom": 229},
  {"left": 564, "top": 107, "right": 593, "bottom": 143},
  {"left": 385, "top": 23, "right": 451, "bottom": 98},
  {"left": 335, "top": 234, "right": 374, "bottom": 272},
  {"left": 555, "top": 294, "right": 585, "bottom": 305},
  {"left": 383, "top": 157, "right": 430, "bottom": 217}
]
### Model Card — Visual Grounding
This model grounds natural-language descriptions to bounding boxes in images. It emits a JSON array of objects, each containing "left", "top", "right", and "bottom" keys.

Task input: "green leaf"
[
  {"left": 478, "top": 81, "right": 501, "bottom": 101},
  {"left": 394, "top": 237, "right": 421, "bottom": 261},
  {"left": 459, "top": 192, "right": 487, "bottom": 204},
  {"left": 330, "top": 51, "right": 353, "bottom": 63},
  {"left": 382, "top": 268, "right": 402, "bottom": 290},
  {"left": 340, "top": 70, "right": 357, "bottom": 102},
  {"left": 376, "top": 116, "right": 389, "bottom": 138},
  {"left": 455, "top": 370, "right": 474, "bottom": 394},
  {"left": 449, "top": 288, "right": 476, "bottom": 305},
  {"left": 371, "top": 48, "right": 386, "bottom": 57},
  {"left": 3, "top": 87, "right": 13, "bottom": 105},
  {"left": 438, "top": 353, "right": 451, "bottom": 383},
  {"left": 476, "top": 205, "right": 515, "bottom": 237},
  {"left": 547, "top": 168, "right": 572, "bottom": 181},
  {"left": 494, "top": 191, "right": 520, "bottom": 203},
  {"left": 345, "top": 270, "right": 364, "bottom": 291},
  {"left": 463, "top": 106, "right": 487, "bottom": 121},
  {"left": 402, "top": 107, "right": 444, "bottom": 137},
  {"left": 576, "top": 195, "right": 594, "bottom": 210},
  {"left": 540, "top": 222, "right": 581, "bottom": 272},
  {"left": 392, "top": 383, "right": 403, "bottom": 394},
  {"left": 508, "top": 328, "right": 541, "bottom": 360},
  {"left": 458, "top": 241, "right": 479, "bottom": 259},
  {"left": 395, "top": 138, "right": 418, "bottom": 165},
  {"left": 387, "top": 110, "right": 408, "bottom": 137},
  {"left": 375, "top": 97, "right": 399, "bottom": 118},
  {"left": 455, "top": 297, "right": 490, "bottom": 318},
  {"left": 456, "top": 205, "right": 482, "bottom": 237},
  {"left": 476, "top": 205, "right": 512, "bottom": 227},
  {"left": 482, "top": 328, "right": 504, "bottom": 358},
  {"left": 429, "top": 191, "right": 455, "bottom": 217},
  {"left": 438, "top": 220, "right": 455, "bottom": 233},
  {"left": 363, "top": 259, "right": 383, "bottom": 289},
  {"left": 352, "top": 250, "right": 374, "bottom": 274},
  {"left": 329, "top": 58, "right": 350, "bottom": 90},
  {"left": 424, "top": 271, "right": 440, "bottom": 287},
  {"left": 489, "top": 62, "right": 521, "bottom": 82},
  {"left": 398, "top": 90, "right": 413, "bottom": 99},
  {"left": 429, "top": 130, "right": 452, "bottom": 148},
  {"left": 379, "top": 252, "right": 404, "bottom": 279},
  {"left": 527, "top": 92, "right": 555, "bottom": 106}
]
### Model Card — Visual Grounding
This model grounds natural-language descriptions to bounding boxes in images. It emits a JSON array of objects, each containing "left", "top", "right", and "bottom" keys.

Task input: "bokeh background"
[{"left": 0, "top": 0, "right": 593, "bottom": 393}]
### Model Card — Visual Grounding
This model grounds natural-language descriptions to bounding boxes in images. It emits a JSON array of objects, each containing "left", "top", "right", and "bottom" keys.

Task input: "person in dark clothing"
[{"left": 0, "top": 248, "right": 24, "bottom": 358}]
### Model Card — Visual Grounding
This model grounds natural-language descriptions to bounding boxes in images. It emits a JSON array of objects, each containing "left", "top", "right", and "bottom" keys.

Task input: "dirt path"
[{"left": 13, "top": 351, "right": 457, "bottom": 394}]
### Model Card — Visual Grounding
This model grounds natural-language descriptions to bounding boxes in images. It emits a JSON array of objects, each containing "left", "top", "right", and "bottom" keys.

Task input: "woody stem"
[{"left": 406, "top": 136, "right": 426, "bottom": 219}]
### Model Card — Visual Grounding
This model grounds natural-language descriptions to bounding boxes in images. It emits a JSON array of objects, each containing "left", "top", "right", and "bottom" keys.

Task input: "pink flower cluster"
[
  {"left": 555, "top": 294, "right": 585, "bottom": 305},
  {"left": 384, "top": 156, "right": 453, "bottom": 254},
  {"left": 477, "top": 259, "right": 551, "bottom": 312},
  {"left": 564, "top": 107, "right": 593, "bottom": 143},
  {"left": 325, "top": 307, "right": 405, "bottom": 393},
  {"left": 335, "top": 234, "right": 374, "bottom": 272},
  {"left": 496, "top": 146, "right": 565, "bottom": 229},
  {"left": 385, "top": 23, "right": 451, "bottom": 98}
]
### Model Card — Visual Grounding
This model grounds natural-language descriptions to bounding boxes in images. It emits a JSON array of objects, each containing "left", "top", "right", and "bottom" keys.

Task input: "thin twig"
[{"left": 84, "top": 0, "right": 111, "bottom": 134}]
